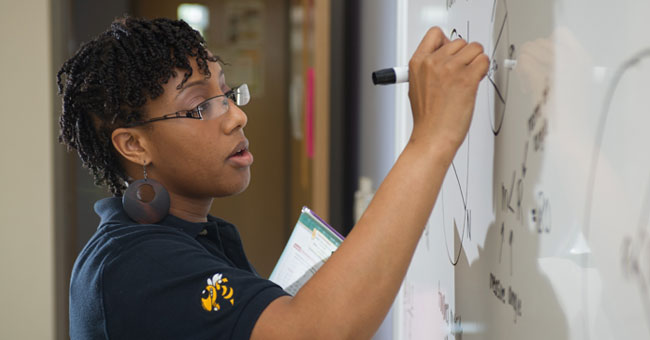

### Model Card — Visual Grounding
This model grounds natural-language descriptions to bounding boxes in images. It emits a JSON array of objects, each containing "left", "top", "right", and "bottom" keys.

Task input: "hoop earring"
[{"left": 122, "top": 162, "right": 170, "bottom": 224}]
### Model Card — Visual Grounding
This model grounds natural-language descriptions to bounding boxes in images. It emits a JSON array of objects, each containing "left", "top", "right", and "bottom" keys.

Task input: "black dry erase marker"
[
  {"left": 372, "top": 66, "right": 409, "bottom": 85},
  {"left": 372, "top": 59, "right": 516, "bottom": 85}
]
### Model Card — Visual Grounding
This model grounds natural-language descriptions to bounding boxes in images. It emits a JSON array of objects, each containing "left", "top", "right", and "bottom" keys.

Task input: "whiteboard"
[{"left": 392, "top": 0, "right": 650, "bottom": 339}]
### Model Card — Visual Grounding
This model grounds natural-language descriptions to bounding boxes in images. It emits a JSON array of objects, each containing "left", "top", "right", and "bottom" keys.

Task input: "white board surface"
[{"left": 393, "top": 1, "right": 650, "bottom": 339}]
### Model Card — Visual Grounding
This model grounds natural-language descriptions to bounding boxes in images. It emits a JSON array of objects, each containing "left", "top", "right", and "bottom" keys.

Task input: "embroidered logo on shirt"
[{"left": 201, "top": 273, "right": 235, "bottom": 312}]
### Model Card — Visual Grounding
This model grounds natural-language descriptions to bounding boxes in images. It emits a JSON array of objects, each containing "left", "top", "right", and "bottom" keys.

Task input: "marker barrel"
[
  {"left": 372, "top": 66, "right": 409, "bottom": 85},
  {"left": 373, "top": 59, "right": 519, "bottom": 85}
]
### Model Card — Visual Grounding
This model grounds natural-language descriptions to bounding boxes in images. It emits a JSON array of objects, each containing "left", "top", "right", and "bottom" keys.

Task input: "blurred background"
[{"left": 0, "top": 0, "right": 398, "bottom": 338}]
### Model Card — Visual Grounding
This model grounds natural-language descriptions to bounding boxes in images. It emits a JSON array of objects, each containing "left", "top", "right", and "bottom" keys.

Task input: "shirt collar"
[{"left": 94, "top": 197, "right": 219, "bottom": 238}]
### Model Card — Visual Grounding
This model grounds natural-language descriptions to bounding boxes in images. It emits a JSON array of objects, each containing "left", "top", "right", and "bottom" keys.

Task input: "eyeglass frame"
[{"left": 124, "top": 83, "right": 250, "bottom": 128}]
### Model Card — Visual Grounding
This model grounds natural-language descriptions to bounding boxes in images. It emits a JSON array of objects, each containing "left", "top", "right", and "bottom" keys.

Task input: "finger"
[
  {"left": 452, "top": 42, "right": 485, "bottom": 66},
  {"left": 468, "top": 53, "right": 490, "bottom": 80},
  {"left": 413, "top": 27, "right": 449, "bottom": 57},
  {"left": 435, "top": 38, "right": 469, "bottom": 57}
]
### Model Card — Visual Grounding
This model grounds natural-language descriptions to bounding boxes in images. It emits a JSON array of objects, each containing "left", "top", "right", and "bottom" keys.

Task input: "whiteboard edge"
[{"left": 393, "top": 0, "right": 409, "bottom": 339}]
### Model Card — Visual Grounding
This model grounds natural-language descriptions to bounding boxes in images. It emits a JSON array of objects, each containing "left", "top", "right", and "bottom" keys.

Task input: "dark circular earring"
[{"left": 122, "top": 162, "right": 170, "bottom": 224}]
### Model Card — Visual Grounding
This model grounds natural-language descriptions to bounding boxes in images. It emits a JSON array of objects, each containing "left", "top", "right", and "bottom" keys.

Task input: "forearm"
[
  {"left": 251, "top": 26, "right": 488, "bottom": 340},
  {"left": 289, "top": 137, "right": 455, "bottom": 339}
]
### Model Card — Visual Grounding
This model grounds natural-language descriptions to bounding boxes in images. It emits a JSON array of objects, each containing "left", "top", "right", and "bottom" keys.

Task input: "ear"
[{"left": 111, "top": 127, "right": 151, "bottom": 166}]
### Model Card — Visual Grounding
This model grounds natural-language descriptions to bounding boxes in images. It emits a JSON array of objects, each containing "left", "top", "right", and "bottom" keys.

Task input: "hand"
[{"left": 408, "top": 27, "right": 489, "bottom": 153}]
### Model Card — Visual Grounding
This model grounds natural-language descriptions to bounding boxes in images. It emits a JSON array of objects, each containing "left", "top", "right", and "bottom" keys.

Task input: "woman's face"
[{"left": 139, "top": 59, "right": 253, "bottom": 199}]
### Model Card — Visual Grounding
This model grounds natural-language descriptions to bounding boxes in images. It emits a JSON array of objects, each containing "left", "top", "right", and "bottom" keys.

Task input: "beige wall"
[{"left": 0, "top": 0, "right": 55, "bottom": 338}]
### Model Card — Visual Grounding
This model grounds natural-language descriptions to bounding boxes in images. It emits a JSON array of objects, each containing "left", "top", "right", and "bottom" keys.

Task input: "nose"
[{"left": 223, "top": 101, "right": 248, "bottom": 134}]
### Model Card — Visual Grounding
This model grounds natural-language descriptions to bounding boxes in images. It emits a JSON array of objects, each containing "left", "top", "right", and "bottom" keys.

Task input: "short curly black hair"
[{"left": 57, "top": 16, "right": 221, "bottom": 196}]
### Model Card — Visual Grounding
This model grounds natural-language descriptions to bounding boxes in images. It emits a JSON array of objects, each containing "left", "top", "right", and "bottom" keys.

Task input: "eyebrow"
[{"left": 175, "top": 69, "right": 225, "bottom": 99}]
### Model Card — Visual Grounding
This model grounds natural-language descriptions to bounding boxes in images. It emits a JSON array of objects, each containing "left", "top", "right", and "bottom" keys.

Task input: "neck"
[{"left": 167, "top": 193, "right": 214, "bottom": 223}]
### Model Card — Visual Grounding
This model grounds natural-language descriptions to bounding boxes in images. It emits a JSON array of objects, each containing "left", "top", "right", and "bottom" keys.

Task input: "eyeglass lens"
[
  {"left": 200, "top": 84, "right": 250, "bottom": 120},
  {"left": 234, "top": 84, "right": 250, "bottom": 106}
]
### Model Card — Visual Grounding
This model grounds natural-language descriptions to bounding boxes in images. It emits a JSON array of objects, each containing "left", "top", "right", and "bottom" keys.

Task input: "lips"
[
  {"left": 227, "top": 139, "right": 253, "bottom": 167},
  {"left": 228, "top": 140, "right": 249, "bottom": 158}
]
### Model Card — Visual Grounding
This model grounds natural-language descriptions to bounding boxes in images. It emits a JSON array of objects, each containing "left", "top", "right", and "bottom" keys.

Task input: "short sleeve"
[{"left": 102, "top": 233, "right": 288, "bottom": 339}]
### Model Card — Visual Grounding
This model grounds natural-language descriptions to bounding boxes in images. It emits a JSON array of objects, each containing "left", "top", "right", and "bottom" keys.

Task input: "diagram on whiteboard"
[
  {"left": 432, "top": 0, "right": 515, "bottom": 266},
  {"left": 583, "top": 49, "right": 650, "bottom": 337},
  {"left": 418, "top": 8, "right": 473, "bottom": 259},
  {"left": 397, "top": 0, "right": 650, "bottom": 339},
  {"left": 487, "top": 0, "right": 515, "bottom": 136},
  {"left": 430, "top": 16, "right": 474, "bottom": 266},
  {"left": 439, "top": 145, "right": 471, "bottom": 266}
]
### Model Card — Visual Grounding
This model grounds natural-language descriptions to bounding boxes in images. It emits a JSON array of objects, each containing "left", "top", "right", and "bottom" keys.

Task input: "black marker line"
[
  {"left": 488, "top": 76, "right": 507, "bottom": 105},
  {"left": 509, "top": 229, "right": 514, "bottom": 275},
  {"left": 491, "top": 12, "right": 508, "bottom": 60},
  {"left": 507, "top": 171, "right": 516, "bottom": 213},
  {"left": 522, "top": 141, "right": 529, "bottom": 177},
  {"left": 499, "top": 222, "right": 504, "bottom": 264},
  {"left": 451, "top": 28, "right": 462, "bottom": 40},
  {"left": 488, "top": 75, "right": 508, "bottom": 136},
  {"left": 516, "top": 178, "right": 524, "bottom": 221},
  {"left": 442, "top": 194, "right": 468, "bottom": 266},
  {"left": 451, "top": 162, "right": 467, "bottom": 209},
  {"left": 444, "top": 136, "right": 472, "bottom": 265}
]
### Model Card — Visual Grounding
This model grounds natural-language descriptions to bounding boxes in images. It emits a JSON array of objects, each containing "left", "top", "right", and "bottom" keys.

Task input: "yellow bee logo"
[{"left": 201, "top": 273, "right": 235, "bottom": 312}]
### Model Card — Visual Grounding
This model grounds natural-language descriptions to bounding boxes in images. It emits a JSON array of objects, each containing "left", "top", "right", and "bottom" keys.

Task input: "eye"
[
  {"left": 191, "top": 100, "right": 214, "bottom": 119},
  {"left": 186, "top": 108, "right": 202, "bottom": 119},
  {"left": 225, "top": 90, "right": 236, "bottom": 102},
  {"left": 198, "top": 100, "right": 212, "bottom": 112}
]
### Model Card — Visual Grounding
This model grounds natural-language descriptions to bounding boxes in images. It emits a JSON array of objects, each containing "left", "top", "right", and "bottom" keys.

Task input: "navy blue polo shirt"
[{"left": 69, "top": 197, "right": 289, "bottom": 339}]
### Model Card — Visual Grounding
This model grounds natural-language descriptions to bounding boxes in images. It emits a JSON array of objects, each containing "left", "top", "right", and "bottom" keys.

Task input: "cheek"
[
  {"left": 149, "top": 127, "right": 248, "bottom": 196},
  {"left": 155, "top": 136, "right": 222, "bottom": 179}
]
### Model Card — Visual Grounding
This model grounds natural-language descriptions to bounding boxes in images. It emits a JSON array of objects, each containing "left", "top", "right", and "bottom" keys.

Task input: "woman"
[{"left": 58, "top": 17, "right": 488, "bottom": 339}]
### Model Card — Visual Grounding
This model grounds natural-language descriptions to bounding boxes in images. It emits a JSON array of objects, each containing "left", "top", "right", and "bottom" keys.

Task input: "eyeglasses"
[{"left": 126, "top": 84, "right": 250, "bottom": 127}]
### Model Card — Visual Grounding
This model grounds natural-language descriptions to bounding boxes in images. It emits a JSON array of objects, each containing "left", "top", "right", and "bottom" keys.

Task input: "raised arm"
[{"left": 252, "top": 27, "right": 489, "bottom": 340}]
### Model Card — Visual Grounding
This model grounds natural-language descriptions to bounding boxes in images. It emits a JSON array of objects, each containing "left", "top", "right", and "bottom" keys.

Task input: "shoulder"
[
  {"left": 95, "top": 223, "right": 288, "bottom": 339},
  {"left": 71, "top": 202, "right": 289, "bottom": 339},
  {"left": 74, "top": 220, "right": 203, "bottom": 272},
  {"left": 70, "top": 221, "right": 205, "bottom": 339}
]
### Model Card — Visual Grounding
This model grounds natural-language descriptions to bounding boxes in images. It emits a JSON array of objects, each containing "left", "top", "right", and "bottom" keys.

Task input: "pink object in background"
[{"left": 305, "top": 67, "right": 315, "bottom": 159}]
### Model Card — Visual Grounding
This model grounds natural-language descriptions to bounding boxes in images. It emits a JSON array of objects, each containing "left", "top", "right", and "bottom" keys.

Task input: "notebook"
[{"left": 269, "top": 206, "right": 344, "bottom": 295}]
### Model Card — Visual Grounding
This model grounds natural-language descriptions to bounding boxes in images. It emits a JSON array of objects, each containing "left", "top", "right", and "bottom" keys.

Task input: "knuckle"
[
  {"left": 476, "top": 56, "right": 490, "bottom": 75},
  {"left": 470, "top": 42, "right": 484, "bottom": 54},
  {"left": 454, "top": 38, "right": 468, "bottom": 47},
  {"left": 428, "top": 26, "right": 443, "bottom": 36},
  {"left": 425, "top": 57, "right": 440, "bottom": 72},
  {"left": 480, "top": 54, "right": 490, "bottom": 66},
  {"left": 409, "top": 56, "right": 422, "bottom": 69}
]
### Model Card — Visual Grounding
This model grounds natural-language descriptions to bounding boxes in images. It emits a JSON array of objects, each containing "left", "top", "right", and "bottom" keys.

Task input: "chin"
[
  {"left": 217, "top": 171, "right": 251, "bottom": 197},
  {"left": 237, "top": 169, "right": 251, "bottom": 192},
  {"left": 232, "top": 179, "right": 250, "bottom": 196}
]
